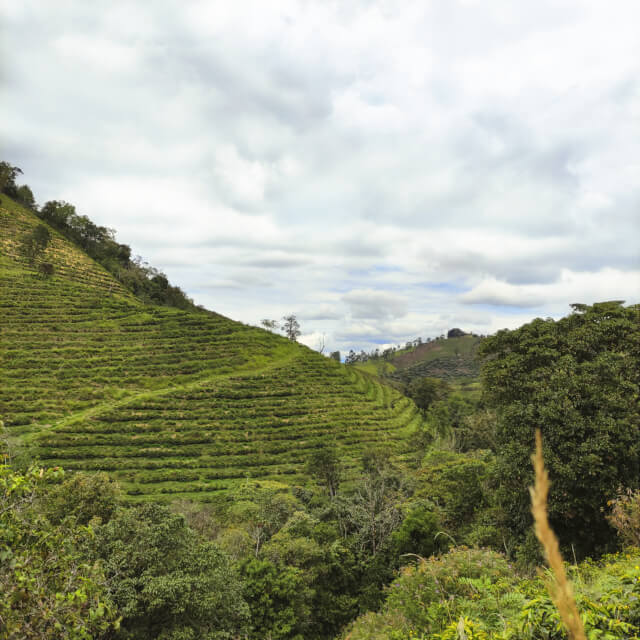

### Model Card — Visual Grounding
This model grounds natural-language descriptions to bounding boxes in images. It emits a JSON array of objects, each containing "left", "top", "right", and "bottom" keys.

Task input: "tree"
[
  {"left": 95, "top": 502, "right": 249, "bottom": 639},
  {"left": 0, "top": 464, "right": 119, "bottom": 639},
  {"left": 39, "top": 200, "right": 76, "bottom": 229},
  {"left": 306, "top": 447, "right": 342, "bottom": 498},
  {"left": 345, "top": 349, "right": 357, "bottom": 365},
  {"left": 43, "top": 471, "right": 121, "bottom": 526},
  {"left": 282, "top": 314, "right": 301, "bottom": 341},
  {"left": 261, "top": 318, "right": 279, "bottom": 331},
  {"left": 345, "top": 450, "right": 405, "bottom": 556},
  {"left": 240, "top": 558, "right": 312, "bottom": 640},
  {"left": 0, "top": 161, "right": 22, "bottom": 195},
  {"left": 15, "top": 184, "right": 37, "bottom": 210},
  {"left": 228, "top": 485, "right": 299, "bottom": 556},
  {"left": 19, "top": 223, "right": 51, "bottom": 264},
  {"left": 329, "top": 350, "right": 341, "bottom": 362},
  {"left": 406, "top": 377, "right": 451, "bottom": 416},
  {"left": 391, "top": 503, "right": 446, "bottom": 560},
  {"left": 479, "top": 301, "right": 640, "bottom": 556}
]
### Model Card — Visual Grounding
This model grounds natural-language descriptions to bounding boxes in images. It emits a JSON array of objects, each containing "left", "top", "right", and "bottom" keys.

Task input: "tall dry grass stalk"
[{"left": 530, "top": 429, "right": 586, "bottom": 640}]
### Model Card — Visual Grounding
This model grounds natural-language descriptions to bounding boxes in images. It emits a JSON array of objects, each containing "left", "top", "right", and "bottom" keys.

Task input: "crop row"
[{"left": 26, "top": 353, "right": 417, "bottom": 498}]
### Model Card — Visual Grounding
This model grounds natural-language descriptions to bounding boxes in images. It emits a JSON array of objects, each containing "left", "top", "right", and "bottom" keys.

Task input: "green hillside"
[
  {"left": 390, "top": 335, "right": 481, "bottom": 384},
  {"left": 0, "top": 196, "right": 419, "bottom": 500},
  {"left": 352, "top": 335, "right": 482, "bottom": 389}
]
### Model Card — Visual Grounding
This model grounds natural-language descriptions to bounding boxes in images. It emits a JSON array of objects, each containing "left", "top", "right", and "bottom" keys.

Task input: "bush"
[
  {"left": 19, "top": 223, "right": 51, "bottom": 263},
  {"left": 344, "top": 547, "right": 521, "bottom": 639},
  {"left": 391, "top": 503, "right": 447, "bottom": 560},
  {"left": 0, "top": 464, "right": 119, "bottom": 639},
  {"left": 43, "top": 471, "right": 121, "bottom": 525},
  {"left": 607, "top": 488, "right": 640, "bottom": 547},
  {"left": 38, "top": 261, "right": 55, "bottom": 277}
]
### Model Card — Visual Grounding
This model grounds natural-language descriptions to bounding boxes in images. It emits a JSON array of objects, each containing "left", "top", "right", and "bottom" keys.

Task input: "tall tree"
[
  {"left": 96, "top": 502, "right": 249, "bottom": 639},
  {"left": 19, "top": 224, "right": 51, "bottom": 264},
  {"left": 479, "top": 301, "right": 640, "bottom": 556},
  {"left": 282, "top": 314, "right": 301, "bottom": 341},
  {"left": 306, "top": 447, "right": 342, "bottom": 498},
  {"left": 0, "top": 161, "right": 22, "bottom": 195}
]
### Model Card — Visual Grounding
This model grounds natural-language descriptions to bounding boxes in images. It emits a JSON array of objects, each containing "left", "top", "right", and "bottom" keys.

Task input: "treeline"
[
  {"left": 0, "top": 161, "right": 195, "bottom": 310},
  {"left": 344, "top": 339, "right": 431, "bottom": 365},
  {"left": 0, "top": 446, "right": 439, "bottom": 640},
  {"left": 6, "top": 453, "right": 640, "bottom": 640}
]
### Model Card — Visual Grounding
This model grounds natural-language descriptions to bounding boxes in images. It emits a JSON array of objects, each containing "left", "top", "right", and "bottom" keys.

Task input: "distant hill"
[
  {"left": 353, "top": 334, "right": 482, "bottom": 386},
  {"left": 0, "top": 195, "right": 421, "bottom": 501},
  {"left": 391, "top": 334, "right": 481, "bottom": 382}
]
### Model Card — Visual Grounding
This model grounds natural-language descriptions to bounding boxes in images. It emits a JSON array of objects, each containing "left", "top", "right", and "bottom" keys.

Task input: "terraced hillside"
[
  {"left": 389, "top": 335, "right": 481, "bottom": 383},
  {"left": 1, "top": 197, "right": 419, "bottom": 500}
]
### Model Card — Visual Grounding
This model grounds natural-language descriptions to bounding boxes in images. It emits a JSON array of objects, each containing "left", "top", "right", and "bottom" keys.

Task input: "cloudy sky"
[{"left": 2, "top": 1, "right": 639, "bottom": 354}]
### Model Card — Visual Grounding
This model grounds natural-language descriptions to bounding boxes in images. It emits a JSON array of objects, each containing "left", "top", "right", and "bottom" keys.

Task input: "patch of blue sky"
[
  {"left": 371, "top": 264, "right": 403, "bottom": 273},
  {"left": 421, "top": 281, "right": 468, "bottom": 294}
]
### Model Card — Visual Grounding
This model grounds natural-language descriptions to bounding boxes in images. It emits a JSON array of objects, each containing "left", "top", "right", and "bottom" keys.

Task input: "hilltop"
[
  {"left": 351, "top": 333, "right": 482, "bottom": 390},
  {"left": 390, "top": 334, "right": 481, "bottom": 383},
  {"left": 0, "top": 194, "right": 420, "bottom": 501}
]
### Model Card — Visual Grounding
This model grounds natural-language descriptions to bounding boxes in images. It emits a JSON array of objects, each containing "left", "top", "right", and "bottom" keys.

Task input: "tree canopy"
[
  {"left": 282, "top": 315, "right": 301, "bottom": 341},
  {"left": 479, "top": 301, "right": 640, "bottom": 556}
]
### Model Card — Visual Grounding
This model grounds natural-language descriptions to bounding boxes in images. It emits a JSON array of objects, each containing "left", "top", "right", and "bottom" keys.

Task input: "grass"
[
  {"left": 352, "top": 360, "right": 397, "bottom": 376},
  {"left": 1, "top": 196, "right": 420, "bottom": 500}
]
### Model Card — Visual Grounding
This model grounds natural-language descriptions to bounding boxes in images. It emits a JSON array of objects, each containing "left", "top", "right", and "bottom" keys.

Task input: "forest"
[{"left": 1, "top": 167, "right": 640, "bottom": 639}]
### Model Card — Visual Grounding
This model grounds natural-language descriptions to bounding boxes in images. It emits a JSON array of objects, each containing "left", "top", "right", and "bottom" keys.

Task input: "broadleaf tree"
[{"left": 479, "top": 301, "right": 640, "bottom": 557}]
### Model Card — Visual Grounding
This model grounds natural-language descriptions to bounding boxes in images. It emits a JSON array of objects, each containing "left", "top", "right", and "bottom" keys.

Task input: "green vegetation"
[
  {"left": 343, "top": 546, "right": 640, "bottom": 639},
  {"left": 1, "top": 161, "right": 195, "bottom": 310},
  {"left": 391, "top": 334, "right": 482, "bottom": 384},
  {"left": 480, "top": 301, "right": 640, "bottom": 558},
  {"left": 2, "top": 164, "right": 640, "bottom": 639},
  {"left": 29, "top": 355, "right": 417, "bottom": 501},
  {"left": 1, "top": 194, "right": 420, "bottom": 502},
  {"left": 0, "top": 464, "right": 120, "bottom": 639}
]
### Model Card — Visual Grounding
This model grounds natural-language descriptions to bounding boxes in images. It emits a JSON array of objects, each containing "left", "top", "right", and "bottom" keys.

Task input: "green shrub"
[
  {"left": 607, "top": 489, "right": 640, "bottom": 548},
  {"left": 0, "top": 464, "right": 119, "bottom": 639}
]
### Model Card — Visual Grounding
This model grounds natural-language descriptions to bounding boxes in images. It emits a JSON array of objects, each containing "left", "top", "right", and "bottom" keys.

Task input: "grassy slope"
[
  {"left": 0, "top": 197, "right": 420, "bottom": 500},
  {"left": 389, "top": 335, "right": 482, "bottom": 383}
]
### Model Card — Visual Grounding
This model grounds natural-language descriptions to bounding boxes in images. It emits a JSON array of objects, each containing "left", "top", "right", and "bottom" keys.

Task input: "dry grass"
[{"left": 530, "top": 429, "right": 586, "bottom": 640}]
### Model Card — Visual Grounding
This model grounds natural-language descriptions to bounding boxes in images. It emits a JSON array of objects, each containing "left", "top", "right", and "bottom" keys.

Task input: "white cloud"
[
  {"left": 460, "top": 268, "right": 640, "bottom": 309},
  {"left": 343, "top": 289, "right": 408, "bottom": 320},
  {"left": 2, "top": 0, "right": 639, "bottom": 354}
]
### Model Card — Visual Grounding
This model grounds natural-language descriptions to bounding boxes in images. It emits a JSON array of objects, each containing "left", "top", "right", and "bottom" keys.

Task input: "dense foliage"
[
  {"left": 3, "top": 162, "right": 640, "bottom": 638},
  {"left": 96, "top": 502, "right": 249, "bottom": 639},
  {"left": 0, "top": 464, "right": 120, "bottom": 639},
  {"left": 479, "top": 301, "right": 640, "bottom": 557},
  {"left": 344, "top": 547, "right": 640, "bottom": 639},
  {"left": 1, "top": 161, "right": 194, "bottom": 310}
]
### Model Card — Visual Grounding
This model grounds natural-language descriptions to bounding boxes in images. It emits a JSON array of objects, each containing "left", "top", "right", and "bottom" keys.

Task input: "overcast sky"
[{"left": 2, "top": 1, "right": 639, "bottom": 353}]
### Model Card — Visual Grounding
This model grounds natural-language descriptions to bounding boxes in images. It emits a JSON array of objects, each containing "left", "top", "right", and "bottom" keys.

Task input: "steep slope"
[{"left": 1, "top": 197, "right": 420, "bottom": 500}]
